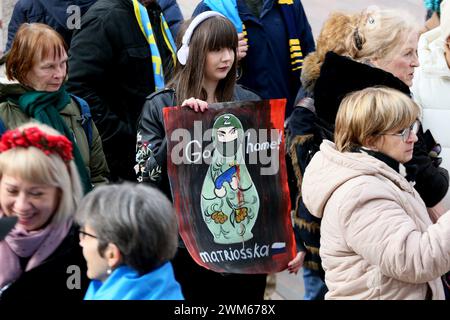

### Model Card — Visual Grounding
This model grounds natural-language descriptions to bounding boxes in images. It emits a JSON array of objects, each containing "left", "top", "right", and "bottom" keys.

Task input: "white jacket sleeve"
[{"left": 339, "top": 181, "right": 450, "bottom": 284}]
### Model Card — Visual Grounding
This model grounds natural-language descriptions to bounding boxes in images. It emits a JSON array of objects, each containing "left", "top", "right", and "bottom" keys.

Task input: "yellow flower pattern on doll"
[
  {"left": 234, "top": 207, "right": 248, "bottom": 223},
  {"left": 211, "top": 211, "right": 228, "bottom": 224}
]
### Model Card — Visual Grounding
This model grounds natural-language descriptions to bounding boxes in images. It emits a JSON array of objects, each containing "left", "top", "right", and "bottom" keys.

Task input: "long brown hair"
[{"left": 169, "top": 16, "right": 238, "bottom": 104}]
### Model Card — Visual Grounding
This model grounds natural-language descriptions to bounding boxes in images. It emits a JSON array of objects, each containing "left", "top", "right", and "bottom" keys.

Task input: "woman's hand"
[
  {"left": 237, "top": 32, "right": 248, "bottom": 61},
  {"left": 181, "top": 98, "right": 208, "bottom": 112},
  {"left": 287, "top": 251, "right": 306, "bottom": 275}
]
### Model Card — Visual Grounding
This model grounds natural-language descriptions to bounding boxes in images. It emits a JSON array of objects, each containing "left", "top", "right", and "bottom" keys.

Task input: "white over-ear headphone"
[{"left": 177, "top": 11, "right": 225, "bottom": 65}]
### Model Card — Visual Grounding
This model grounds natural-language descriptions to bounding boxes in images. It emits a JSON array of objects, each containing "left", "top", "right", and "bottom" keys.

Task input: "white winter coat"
[
  {"left": 411, "top": 27, "right": 450, "bottom": 209},
  {"left": 302, "top": 140, "right": 450, "bottom": 300}
]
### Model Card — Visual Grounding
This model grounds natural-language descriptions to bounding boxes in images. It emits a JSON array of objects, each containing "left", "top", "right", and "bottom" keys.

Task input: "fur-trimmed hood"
[
  {"left": 300, "top": 11, "right": 359, "bottom": 96},
  {"left": 300, "top": 52, "right": 322, "bottom": 95}
]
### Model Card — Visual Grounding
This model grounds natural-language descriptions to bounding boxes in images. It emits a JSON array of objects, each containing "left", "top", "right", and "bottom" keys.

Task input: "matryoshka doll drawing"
[{"left": 201, "top": 113, "right": 260, "bottom": 244}]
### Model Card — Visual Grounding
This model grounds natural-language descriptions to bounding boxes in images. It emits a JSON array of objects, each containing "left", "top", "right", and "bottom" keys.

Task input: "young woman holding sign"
[{"left": 135, "top": 12, "right": 294, "bottom": 301}]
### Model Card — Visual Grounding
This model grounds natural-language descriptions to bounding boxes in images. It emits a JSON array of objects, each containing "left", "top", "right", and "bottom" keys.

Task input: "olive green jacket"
[{"left": 0, "top": 83, "right": 109, "bottom": 186}]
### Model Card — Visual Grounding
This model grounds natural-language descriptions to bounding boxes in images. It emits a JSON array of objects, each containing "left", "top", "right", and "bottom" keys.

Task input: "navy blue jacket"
[
  {"left": 6, "top": 0, "right": 182, "bottom": 51},
  {"left": 6, "top": 0, "right": 97, "bottom": 51},
  {"left": 193, "top": 0, "right": 315, "bottom": 117},
  {"left": 158, "top": 0, "right": 183, "bottom": 38}
]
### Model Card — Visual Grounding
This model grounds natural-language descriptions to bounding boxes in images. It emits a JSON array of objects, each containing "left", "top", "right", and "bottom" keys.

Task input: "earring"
[{"left": 106, "top": 268, "right": 112, "bottom": 275}]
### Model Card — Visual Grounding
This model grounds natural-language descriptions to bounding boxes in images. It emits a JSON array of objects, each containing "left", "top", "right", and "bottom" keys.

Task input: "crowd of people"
[{"left": 0, "top": 0, "right": 449, "bottom": 301}]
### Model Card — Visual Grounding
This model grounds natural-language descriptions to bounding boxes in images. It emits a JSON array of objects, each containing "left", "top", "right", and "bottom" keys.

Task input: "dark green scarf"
[{"left": 17, "top": 86, "right": 92, "bottom": 194}]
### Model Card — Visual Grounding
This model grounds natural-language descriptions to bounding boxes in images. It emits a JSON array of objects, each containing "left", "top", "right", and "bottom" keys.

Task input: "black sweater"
[{"left": 0, "top": 225, "right": 89, "bottom": 302}]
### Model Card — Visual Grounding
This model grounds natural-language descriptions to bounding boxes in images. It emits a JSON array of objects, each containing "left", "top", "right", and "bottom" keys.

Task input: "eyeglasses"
[
  {"left": 79, "top": 229, "right": 98, "bottom": 240},
  {"left": 380, "top": 120, "right": 420, "bottom": 142}
]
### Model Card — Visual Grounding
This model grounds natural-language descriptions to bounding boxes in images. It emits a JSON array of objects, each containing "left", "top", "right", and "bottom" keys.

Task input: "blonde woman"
[
  {"left": 302, "top": 87, "right": 450, "bottom": 299},
  {"left": 287, "top": 11, "right": 360, "bottom": 300},
  {"left": 311, "top": 7, "right": 448, "bottom": 212},
  {"left": 0, "top": 123, "right": 88, "bottom": 301}
]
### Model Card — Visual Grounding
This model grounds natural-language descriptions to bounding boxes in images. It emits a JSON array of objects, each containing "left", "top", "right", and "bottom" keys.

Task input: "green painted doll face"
[
  {"left": 217, "top": 126, "right": 238, "bottom": 143},
  {"left": 213, "top": 114, "right": 244, "bottom": 157}
]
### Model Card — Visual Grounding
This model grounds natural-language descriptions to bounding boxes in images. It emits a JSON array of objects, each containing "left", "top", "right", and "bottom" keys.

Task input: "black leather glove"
[{"left": 423, "top": 129, "right": 443, "bottom": 167}]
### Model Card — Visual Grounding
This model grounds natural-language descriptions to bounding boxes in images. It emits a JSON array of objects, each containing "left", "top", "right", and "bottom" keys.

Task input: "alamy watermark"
[
  {"left": 169, "top": 121, "right": 282, "bottom": 176},
  {"left": 66, "top": 265, "right": 81, "bottom": 290},
  {"left": 66, "top": 5, "right": 82, "bottom": 30}
]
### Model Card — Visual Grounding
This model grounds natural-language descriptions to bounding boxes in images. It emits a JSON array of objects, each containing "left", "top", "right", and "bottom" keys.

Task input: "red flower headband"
[{"left": 0, "top": 127, "right": 73, "bottom": 163}]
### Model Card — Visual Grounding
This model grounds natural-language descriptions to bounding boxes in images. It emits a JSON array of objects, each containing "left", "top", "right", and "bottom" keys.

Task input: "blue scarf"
[
  {"left": 132, "top": 0, "right": 177, "bottom": 91},
  {"left": 84, "top": 262, "right": 184, "bottom": 300},
  {"left": 204, "top": 0, "right": 304, "bottom": 75},
  {"left": 424, "top": 0, "right": 441, "bottom": 12},
  {"left": 204, "top": 0, "right": 243, "bottom": 32}
]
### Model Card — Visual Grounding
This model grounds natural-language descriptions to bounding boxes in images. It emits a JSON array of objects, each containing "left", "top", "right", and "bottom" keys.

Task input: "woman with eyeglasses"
[
  {"left": 75, "top": 183, "right": 183, "bottom": 300},
  {"left": 1, "top": 23, "right": 109, "bottom": 193},
  {"left": 0, "top": 123, "right": 88, "bottom": 301},
  {"left": 287, "top": 7, "right": 448, "bottom": 301},
  {"left": 301, "top": 87, "right": 450, "bottom": 300},
  {"left": 309, "top": 7, "right": 448, "bottom": 211}
]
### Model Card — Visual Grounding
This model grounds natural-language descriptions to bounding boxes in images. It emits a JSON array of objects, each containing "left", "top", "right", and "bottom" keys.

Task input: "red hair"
[{"left": 6, "top": 23, "right": 67, "bottom": 84}]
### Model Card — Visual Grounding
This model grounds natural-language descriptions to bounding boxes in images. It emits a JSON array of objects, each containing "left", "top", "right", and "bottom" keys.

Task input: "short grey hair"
[{"left": 75, "top": 183, "right": 178, "bottom": 274}]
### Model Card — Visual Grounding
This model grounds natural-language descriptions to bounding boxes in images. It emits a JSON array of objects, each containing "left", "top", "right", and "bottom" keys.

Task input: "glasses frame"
[
  {"left": 79, "top": 229, "right": 98, "bottom": 240},
  {"left": 379, "top": 119, "right": 421, "bottom": 143}
]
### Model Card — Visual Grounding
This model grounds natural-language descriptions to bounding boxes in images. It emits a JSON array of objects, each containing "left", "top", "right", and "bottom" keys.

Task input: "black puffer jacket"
[
  {"left": 314, "top": 51, "right": 449, "bottom": 207},
  {"left": 67, "top": 0, "right": 182, "bottom": 181},
  {"left": 136, "top": 86, "right": 261, "bottom": 199}
]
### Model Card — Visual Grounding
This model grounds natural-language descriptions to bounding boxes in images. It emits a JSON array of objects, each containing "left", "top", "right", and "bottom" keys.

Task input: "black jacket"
[
  {"left": 66, "top": 0, "right": 182, "bottom": 181},
  {"left": 136, "top": 86, "right": 261, "bottom": 199},
  {"left": 0, "top": 225, "right": 89, "bottom": 302},
  {"left": 314, "top": 51, "right": 449, "bottom": 207},
  {"left": 286, "top": 101, "right": 331, "bottom": 278}
]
